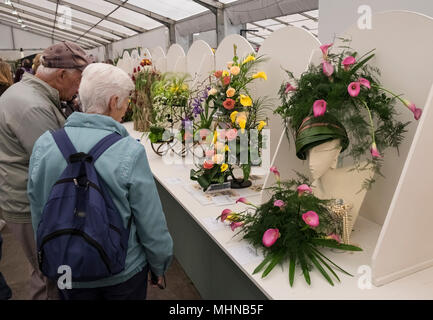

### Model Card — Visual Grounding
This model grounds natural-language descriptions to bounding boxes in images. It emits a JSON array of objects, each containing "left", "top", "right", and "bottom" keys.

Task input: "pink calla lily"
[
  {"left": 359, "top": 78, "right": 371, "bottom": 89},
  {"left": 302, "top": 211, "right": 319, "bottom": 227},
  {"left": 220, "top": 209, "right": 232, "bottom": 222},
  {"left": 320, "top": 43, "right": 333, "bottom": 59},
  {"left": 270, "top": 166, "right": 280, "bottom": 181},
  {"left": 262, "top": 228, "right": 280, "bottom": 247},
  {"left": 297, "top": 184, "right": 312, "bottom": 196},
  {"left": 313, "top": 100, "right": 327, "bottom": 117},
  {"left": 285, "top": 83, "right": 297, "bottom": 94},
  {"left": 322, "top": 61, "right": 334, "bottom": 77},
  {"left": 230, "top": 221, "right": 244, "bottom": 231},
  {"left": 327, "top": 233, "right": 341, "bottom": 243},
  {"left": 370, "top": 142, "right": 382, "bottom": 158},
  {"left": 274, "top": 200, "right": 285, "bottom": 208},
  {"left": 342, "top": 56, "right": 356, "bottom": 70},
  {"left": 403, "top": 99, "right": 422, "bottom": 120},
  {"left": 236, "top": 197, "right": 251, "bottom": 205},
  {"left": 348, "top": 82, "right": 361, "bottom": 97}
]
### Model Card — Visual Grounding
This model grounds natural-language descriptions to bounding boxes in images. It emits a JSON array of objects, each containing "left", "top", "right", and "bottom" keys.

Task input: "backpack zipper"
[{"left": 39, "top": 228, "right": 112, "bottom": 274}]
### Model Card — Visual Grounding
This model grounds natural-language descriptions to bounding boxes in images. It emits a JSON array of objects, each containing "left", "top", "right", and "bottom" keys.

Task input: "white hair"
[{"left": 78, "top": 63, "right": 134, "bottom": 114}]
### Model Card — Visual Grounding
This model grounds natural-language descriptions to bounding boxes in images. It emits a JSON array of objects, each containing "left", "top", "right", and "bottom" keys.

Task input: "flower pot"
[{"left": 230, "top": 178, "right": 252, "bottom": 189}]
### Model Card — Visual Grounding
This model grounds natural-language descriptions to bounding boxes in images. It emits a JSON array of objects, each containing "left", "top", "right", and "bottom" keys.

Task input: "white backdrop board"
[
  {"left": 254, "top": 26, "right": 321, "bottom": 162},
  {"left": 151, "top": 46, "right": 167, "bottom": 73},
  {"left": 215, "top": 34, "right": 254, "bottom": 71},
  {"left": 187, "top": 40, "right": 215, "bottom": 89},
  {"left": 166, "top": 44, "right": 186, "bottom": 73},
  {"left": 335, "top": 11, "right": 433, "bottom": 228}
]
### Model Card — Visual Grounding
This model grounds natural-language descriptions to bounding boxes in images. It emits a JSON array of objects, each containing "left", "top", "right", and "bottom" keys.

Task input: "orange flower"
[
  {"left": 222, "top": 76, "right": 231, "bottom": 86},
  {"left": 214, "top": 70, "right": 223, "bottom": 78},
  {"left": 203, "top": 161, "right": 214, "bottom": 169}
]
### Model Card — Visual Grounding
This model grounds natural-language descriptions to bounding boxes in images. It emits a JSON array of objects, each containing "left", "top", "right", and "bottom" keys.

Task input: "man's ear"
[{"left": 108, "top": 95, "right": 119, "bottom": 113}]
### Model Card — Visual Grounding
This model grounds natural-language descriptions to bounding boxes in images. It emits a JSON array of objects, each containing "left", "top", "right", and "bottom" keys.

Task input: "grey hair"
[
  {"left": 36, "top": 64, "right": 76, "bottom": 77},
  {"left": 78, "top": 63, "right": 134, "bottom": 114}
]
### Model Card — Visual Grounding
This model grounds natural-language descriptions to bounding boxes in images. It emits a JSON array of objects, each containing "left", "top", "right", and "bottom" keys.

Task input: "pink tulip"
[
  {"left": 322, "top": 61, "right": 334, "bottom": 77},
  {"left": 348, "top": 82, "right": 361, "bottom": 97},
  {"left": 262, "top": 228, "right": 280, "bottom": 247},
  {"left": 313, "top": 99, "right": 327, "bottom": 117},
  {"left": 236, "top": 197, "right": 250, "bottom": 205},
  {"left": 320, "top": 43, "right": 333, "bottom": 59},
  {"left": 342, "top": 56, "right": 356, "bottom": 70},
  {"left": 403, "top": 99, "right": 422, "bottom": 120},
  {"left": 285, "top": 83, "right": 297, "bottom": 94},
  {"left": 327, "top": 233, "right": 341, "bottom": 243},
  {"left": 220, "top": 209, "right": 232, "bottom": 222},
  {"left": 370, "top": 142, "right": 382, "bottom": 158},
  {"left": 230, "top": 221, "right": 244, "bottom": 231},
  {"left": 274, "top": 200, "right": 285, "bottom": 208},
  {"left": 270, "top": 166, "right": 280, "bottom": 181},
  {"left": 302, "top": 211, "right": 319, "bottom": 227},
  {"left": 297, "top": 184, "right": 312, "bottom": 196},
  {"left": 359, "top": 78, "right": 371, "bottom": 89}
]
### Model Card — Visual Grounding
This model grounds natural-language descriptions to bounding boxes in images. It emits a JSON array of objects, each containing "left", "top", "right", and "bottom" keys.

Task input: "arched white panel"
[
  {"left": 166, "top": 44, "right": 186, "bottom": 72},
  {"left": 215, "top": 34, "right": 254, "bottom": 70},
  {"left": 187, "top": 40, "right": 215, "bottom": 90}
]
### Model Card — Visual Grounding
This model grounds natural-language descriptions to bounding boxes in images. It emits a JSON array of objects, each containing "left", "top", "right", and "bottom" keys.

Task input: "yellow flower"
[
  {"left": 225, "top": 145, "right": 230, "bottom": 152},
  {"left": 226, "top": 87, "right": 236, "bottom": 97},
  {"left": 230, "top": 111, "right": 238, "bottom": 123},
  {"left": 222, "top": 70, "right": 230, "bottom": 77},
  {"left": 257, "top": 120, "right": 267, "bottom": 131},
  {"left": 252, "top": 71, "right": 267, "bottom": 80},
  {"left": 242, "top": 55, "right": 256, "bottom": 64},
  {"left": 221, "top": 163, "right": 228, "bottom": 172},
  {"left": 240, "top": 94, "right": 252, "bottom": 107},
  {"left": 230, "top": 66, "right": 240, "bottom": 76},
  {"left": 213, "top": 130, "right": 218, "bottom": 144},
  {"left": 182, "top": 84, "right": 188, "bottom": 91},
  {"left": 238, "top": 118, "right": 246, "bottom": 130}
]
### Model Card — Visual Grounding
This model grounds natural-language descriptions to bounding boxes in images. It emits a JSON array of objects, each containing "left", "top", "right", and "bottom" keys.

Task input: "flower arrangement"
[
  {"left": 190, "top": 46, "right": 269, "bottom": 191},
  {"left": 149, "top": 73, "right": 191, "bottom": 143},
  {"left": 129, "top": 58, "right": 161, "bottom": 132},
  {"left": 217, "top": 167, "right": 362, "bottom": 286},
  {"left": 275, "top": 40, "right": 422, "bottom": 189}
]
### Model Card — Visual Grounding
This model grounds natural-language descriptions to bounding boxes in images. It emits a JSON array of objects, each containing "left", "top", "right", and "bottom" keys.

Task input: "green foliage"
[
  {"left": 275, "top": 45, "right": 411, "bottom": 187},
  {"left": 222, "top": 175, "right": 362, "bottom": 286}
]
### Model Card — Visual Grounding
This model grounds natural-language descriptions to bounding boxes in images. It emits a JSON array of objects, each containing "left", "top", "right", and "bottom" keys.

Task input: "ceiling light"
[
  {"left": 12, "top": 10, "right": 17, "bottom": 15},
  {"left": 17, "top": 18, "right": 22, "bottom": 23},
  {"left": 5, "top": 0, "right": 12, "bottom": 5}
]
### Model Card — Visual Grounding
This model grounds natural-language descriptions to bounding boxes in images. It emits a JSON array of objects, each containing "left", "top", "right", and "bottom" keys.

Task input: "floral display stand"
[{"left": 120, "top": 11, "right": 433, "bottom": 298}]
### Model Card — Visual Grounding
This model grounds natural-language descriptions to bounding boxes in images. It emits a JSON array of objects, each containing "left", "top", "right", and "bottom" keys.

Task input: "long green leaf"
[
  {"left": 298, "top": 250, "right": 311, "bottom": 285},
  {"left": 310, "top": 247, "right": 353, "bottom": 277},
  {"left": 311, "top": 239, "right": 362, "bottom": 251},
  {"left": 253, "top": 254, "right": 273, "bottom": 274},
  {"left": 289, "top": 253, "right": 296, "bottom": 287},
  {"left": 307, "top": 251, "right": 334, "bottom": 286},
  {"left": 262, "top": 253, "right": 283, "bottom": 278},
  {"left": 310, "top": 249, "right": 340, "bottom": 282},
  {"left": 349, "top": 53, "right": 375, "bottom": 76}
]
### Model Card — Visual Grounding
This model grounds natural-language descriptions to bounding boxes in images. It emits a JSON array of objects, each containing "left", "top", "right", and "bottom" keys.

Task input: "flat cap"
[{"left": 41, "top": 41, "right": 89, "bottom": 71}]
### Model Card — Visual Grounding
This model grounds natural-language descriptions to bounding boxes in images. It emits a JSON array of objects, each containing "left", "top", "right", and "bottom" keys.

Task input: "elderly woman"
[{"left": 27, "top": 63, "right": 173, "bottom": 300}]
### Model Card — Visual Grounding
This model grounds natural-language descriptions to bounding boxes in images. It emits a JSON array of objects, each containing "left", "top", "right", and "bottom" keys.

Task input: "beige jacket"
[{"left": 0, "top": 73, "right": 65, "bottom": 223}]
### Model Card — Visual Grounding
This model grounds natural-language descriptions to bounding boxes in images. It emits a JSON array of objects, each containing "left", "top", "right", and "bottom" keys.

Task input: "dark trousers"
[
  {"left": 59, "top": 265, "right": 149, "bottom": 300},
  {"left": 0, "top": 233, "right": 12, "bottom": 300}
]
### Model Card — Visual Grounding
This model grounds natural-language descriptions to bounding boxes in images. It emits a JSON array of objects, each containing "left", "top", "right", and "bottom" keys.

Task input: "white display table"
[{"left": 124, "top": 122, "right": 433, "bottom": 299}]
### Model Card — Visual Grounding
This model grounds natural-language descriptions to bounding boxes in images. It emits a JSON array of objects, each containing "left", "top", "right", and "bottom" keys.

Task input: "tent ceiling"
[{"left": 1, "top": 0, "right": 317, "bottom": 50}]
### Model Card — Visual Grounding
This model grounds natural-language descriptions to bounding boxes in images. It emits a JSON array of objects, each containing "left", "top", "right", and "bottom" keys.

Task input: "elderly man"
[
  {"left": 28, "top": 63, "right": 173, "bottom": 300},
  {"left": 0, "top": 41, "right": 88, "bottom": 299}
]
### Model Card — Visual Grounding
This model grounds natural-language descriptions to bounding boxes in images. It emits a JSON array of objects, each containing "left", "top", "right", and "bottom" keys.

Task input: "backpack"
[{"left": 36, "top": 128, "right": 131, "bottom": 282}]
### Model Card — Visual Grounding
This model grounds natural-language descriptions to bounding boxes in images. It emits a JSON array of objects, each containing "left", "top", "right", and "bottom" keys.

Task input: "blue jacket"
[{"left": 28, "top": 112, "right": 173, "bottom": 288}]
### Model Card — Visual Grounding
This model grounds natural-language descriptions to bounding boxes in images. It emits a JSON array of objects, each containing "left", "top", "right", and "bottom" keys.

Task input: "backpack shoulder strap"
[
  {"left": 50, "top": 128, "right": 77, "bottom": 162},
  {"left": 88, "top": 132, "right": 123, "bottom": 163}
]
